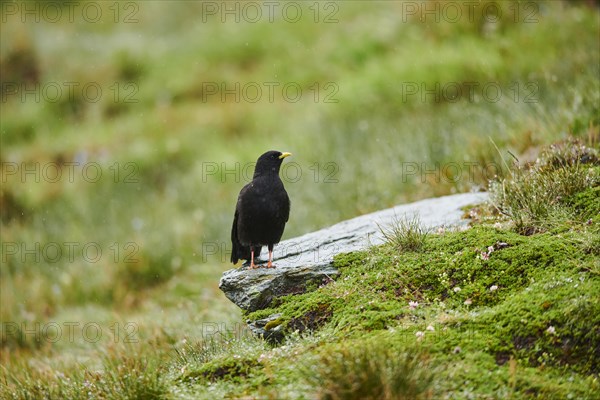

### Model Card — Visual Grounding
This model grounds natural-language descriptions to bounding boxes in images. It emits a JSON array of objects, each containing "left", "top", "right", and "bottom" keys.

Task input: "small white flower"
[
  {"left": 415, "top": 331, "right": 424, "bottom": 340},
  {"left": 487, "top": 246, "right": 494, "bottom": 253},
  {"left": 453, "top": 287, "right": 461, "bottom": 293},
  {"left": 464, "top": 298, "right": 472, "bottom": 305},
  {"left": 480, "top": 251, "right": 490, "bottom": 260},
  {"left": 490, "top": 285, "right": 498, "bottom": 292},
  {"left": 494, "top": 222, "right": 502, "bottom": 229},
  {"left": 409, "top": 301, "right": 419, "bottom": 310},
  {"left": 437, "top": 226, "right": 445, "bottom": 234},
  {"left": 546, "top": 326, "right": 556, "bottom": 335},
  {"left": 426, "top": 325, "right": 435, "bottom": 332}
]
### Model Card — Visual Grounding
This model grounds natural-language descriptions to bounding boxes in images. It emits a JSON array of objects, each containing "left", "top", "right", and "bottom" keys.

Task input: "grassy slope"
[
  {"left": 175, "top": 147, "right": 600, "bottom": 399},
  {"left": 1, "top": 1, "right": 599, "bottom": 399}
]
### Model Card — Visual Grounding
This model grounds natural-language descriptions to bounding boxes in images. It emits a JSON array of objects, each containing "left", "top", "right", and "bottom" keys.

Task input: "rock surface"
[{"left": 219, "top": 192, "right": 488, "bottom": 312}]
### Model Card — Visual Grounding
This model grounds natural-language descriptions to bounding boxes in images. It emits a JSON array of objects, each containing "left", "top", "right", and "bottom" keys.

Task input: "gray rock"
[
  {"left": 219, "top": 192, "right": 488, "bottom": 312},
  {"left": 246, "top": 313, "right": 284, "bottom": 343}
]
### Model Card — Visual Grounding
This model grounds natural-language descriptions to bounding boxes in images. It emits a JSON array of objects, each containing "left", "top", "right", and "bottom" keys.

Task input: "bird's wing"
[
  {"left": 230, "top": 205, "right": 248, "bottom": 264},
  {"left": 230, "top": 208, "right": 239, "bottom": 264},
  {"left": 280, "top": 184, "right": 290, "bottom": 223},
  {"left": 284, "top": 195, "right": 290, "bottom": 222},
  {"left": 230, "top": 185, "right": 256, "bottom": 264}
]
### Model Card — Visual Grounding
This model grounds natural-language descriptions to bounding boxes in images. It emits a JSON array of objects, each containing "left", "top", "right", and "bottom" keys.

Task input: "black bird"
[{"left": 230, "top": 150, "right": 292, "bottom": 268}]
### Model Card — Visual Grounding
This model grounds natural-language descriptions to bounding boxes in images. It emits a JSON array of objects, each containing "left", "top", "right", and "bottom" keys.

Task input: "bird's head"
[{"left": 253, "top": 150, "right": 292, "bottom": 178}]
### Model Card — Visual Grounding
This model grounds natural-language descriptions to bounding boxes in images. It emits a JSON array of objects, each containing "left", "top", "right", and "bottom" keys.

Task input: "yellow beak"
[{"left": 278, "top": 152, "right": 292, "bottom": 159}]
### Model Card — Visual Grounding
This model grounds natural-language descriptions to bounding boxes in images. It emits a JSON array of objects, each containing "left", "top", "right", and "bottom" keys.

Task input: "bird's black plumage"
[{"left": 230, "top": 150, "right": 291, "bottom": 268}]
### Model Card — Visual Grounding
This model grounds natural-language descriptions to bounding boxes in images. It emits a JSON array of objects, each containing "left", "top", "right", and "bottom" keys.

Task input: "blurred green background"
[{"left": 1, "top": 0, "right": 598, "bottom": 374}]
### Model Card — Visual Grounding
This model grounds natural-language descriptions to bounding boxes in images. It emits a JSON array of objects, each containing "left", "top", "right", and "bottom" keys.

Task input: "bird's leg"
[
  {"left": 250, "top": 246, "right": 258, "bottom": 269},
  {"left": 267, "top": 245, "right": 274, "bottom": 268}
]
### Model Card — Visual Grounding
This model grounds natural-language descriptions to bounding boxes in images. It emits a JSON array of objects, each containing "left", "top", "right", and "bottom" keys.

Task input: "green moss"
[
  {"left": 566, "top": 185, "right": 600, "bottom": 220},
  {"left": 247, "top": 294, "right": 340, "bottom": 334},
  {"left": 418, "top": 270, "right": 599, "bottom": 372},
  {"left": 181, "top": 356, "right": 261, "bottom": 383},
  {"left": 430, "top": 350, "right": 599, "bottom": 399},
  {"left": 332, "top": 251, "right": 367, "bottom": 269},
  {"left": 264, "top": 318, "right": 283, "bottom": 331},
  {"left": 287, "top": 304, "right": 333, "bottom": 333},
  {"left": 240, "top": 177, "right": 599, "bottom": 397},
  {"left": 250, "top": 221, "right": 598, "bottom": 342}
]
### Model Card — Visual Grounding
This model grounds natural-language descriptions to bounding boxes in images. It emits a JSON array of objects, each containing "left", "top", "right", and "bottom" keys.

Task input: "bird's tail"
[
  {"left": 231, "top": 209, "right": 261, "bottom": 264},
  {"left": 230, "top": 239, "right": 246, "bottom": 264},
  {"left": 231, "top": 242, "right": 261, "bottom": 265}
]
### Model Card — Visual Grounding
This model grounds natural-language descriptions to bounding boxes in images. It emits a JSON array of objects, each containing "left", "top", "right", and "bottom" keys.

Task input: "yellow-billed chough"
[{"left": 230, "top": 150, "right": 292, "bottom": 268}]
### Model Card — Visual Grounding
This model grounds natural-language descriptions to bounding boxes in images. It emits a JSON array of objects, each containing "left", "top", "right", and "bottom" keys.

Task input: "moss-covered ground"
[{"left": 164, "top": 147, "right": 600, "bottom": 399}]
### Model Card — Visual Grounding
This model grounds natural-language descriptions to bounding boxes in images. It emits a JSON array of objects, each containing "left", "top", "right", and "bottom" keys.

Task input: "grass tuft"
[
  {"left": 379, "top": 215, "right": 429, "bottom": 253},
  {"left": 490, "top": 139, "right": 599, "bottom": 234},
  {"left": 300, "top": 343, "right": 433, "bottom": 400},
  {"left": 0, "top": 351, "right": 168, "bottom": 400}
]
